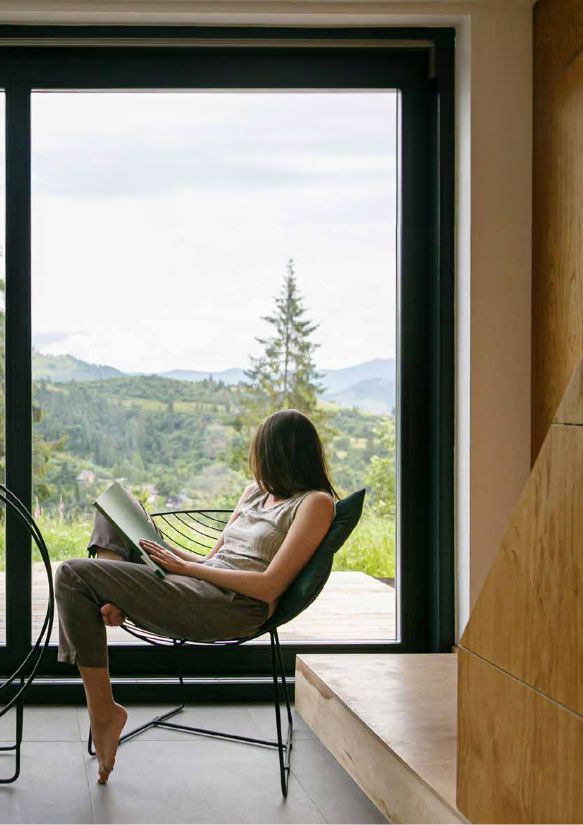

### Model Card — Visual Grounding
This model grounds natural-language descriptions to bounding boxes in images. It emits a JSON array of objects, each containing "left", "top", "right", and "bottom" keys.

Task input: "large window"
[
  {"left": 0, "top": 31, "right": 454, "bottom": 687},
  {"left": 31, "top": 91, "right": 398, "bottom": 646}
]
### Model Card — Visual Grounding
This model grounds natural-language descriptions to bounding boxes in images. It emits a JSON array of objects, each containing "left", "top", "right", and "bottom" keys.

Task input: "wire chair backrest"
[
  {"left": 152, "top": 509, "right": 231, "bottom": 558},
  {"left": 0, "top": 485, "right": 54, "bottom": 718}
]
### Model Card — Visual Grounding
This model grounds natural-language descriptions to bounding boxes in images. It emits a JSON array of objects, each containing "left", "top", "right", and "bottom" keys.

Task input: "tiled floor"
[{"left": 0, "top": 703, "right": 387, "bottom": 824}]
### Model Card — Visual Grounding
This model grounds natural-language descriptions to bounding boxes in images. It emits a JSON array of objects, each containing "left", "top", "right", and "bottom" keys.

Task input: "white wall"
[{"left": 0, "top": 0, "right": 534, "bottom": 641}]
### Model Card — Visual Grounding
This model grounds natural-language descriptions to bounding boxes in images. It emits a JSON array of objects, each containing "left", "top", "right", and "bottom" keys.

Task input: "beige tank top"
[{"left": 206, "top": 482, "right": 335, "bottom": 573}]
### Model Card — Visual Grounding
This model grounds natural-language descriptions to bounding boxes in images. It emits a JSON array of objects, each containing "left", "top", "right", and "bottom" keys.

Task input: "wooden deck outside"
[{"left": 1, "top": 562, "right": 396, "bottom": 645}]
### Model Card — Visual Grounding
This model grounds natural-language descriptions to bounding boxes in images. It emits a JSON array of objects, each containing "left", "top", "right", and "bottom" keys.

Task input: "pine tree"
[
  {"left": 229, "top": 259, "right": 334, "bottom": 474},
  {"left": 245, "top": 258, "right": 324, "bottom": 415}
]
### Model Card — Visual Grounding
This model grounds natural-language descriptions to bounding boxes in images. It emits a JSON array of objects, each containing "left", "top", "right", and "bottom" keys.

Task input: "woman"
[{"left": 55, "top": 408, "right": 337, "bottom": 785}]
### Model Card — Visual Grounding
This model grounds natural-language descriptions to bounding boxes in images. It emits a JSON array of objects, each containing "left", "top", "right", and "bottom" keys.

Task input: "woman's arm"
[{"left": 140, "top": 491, "right": 334, "bottom": 603}]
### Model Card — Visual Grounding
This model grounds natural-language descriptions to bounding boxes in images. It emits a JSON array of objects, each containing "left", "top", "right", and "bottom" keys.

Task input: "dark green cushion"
[{"left": 253, "top": 488, "right": 366, "bottom": 636}]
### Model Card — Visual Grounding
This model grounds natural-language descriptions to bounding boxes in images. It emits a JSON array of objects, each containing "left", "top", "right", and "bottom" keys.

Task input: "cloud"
[
  {"left": 32, "top": 330, "right": 77, "bottom": 349},
  {"left": 33, "top": 141, "right": 396, "bottom": 199},
  {"left": 32, "top": 91, "right": 397, "bottom": 199},
  {"left": 29, "top": 91, "right": 398, "bottom": 372}
]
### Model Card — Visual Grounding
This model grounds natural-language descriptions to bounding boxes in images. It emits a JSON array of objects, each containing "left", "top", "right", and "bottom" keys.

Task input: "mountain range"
[{"left": 32, "top": 350, "right": 396, "bottom": 415}]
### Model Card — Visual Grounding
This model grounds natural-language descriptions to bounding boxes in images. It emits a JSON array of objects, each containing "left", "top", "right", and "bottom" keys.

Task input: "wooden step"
[{"left": 295, "top": 653, "right": 465, "bottom": 824}]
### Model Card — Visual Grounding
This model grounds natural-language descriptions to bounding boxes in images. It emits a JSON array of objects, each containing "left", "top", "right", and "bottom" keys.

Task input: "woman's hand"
[{"left": 139, "top": 539, "right": 192, "bottom": 575}]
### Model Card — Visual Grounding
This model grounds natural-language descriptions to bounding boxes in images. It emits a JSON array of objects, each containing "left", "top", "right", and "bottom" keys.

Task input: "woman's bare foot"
[
  {"left": 91, "top": 703, "right": 128, "bottom": 784},
  {"left": 100, "top": 603, "right": 126, "bottom": 627}
]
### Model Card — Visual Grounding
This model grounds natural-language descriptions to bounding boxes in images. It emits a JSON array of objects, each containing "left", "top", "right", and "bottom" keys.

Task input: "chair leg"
[
  {"left": 87, "top": 699, "right": 186, "bottom": 755},
  {"left": 275, "top": 630, "right": 294, "bottom": 733},
  {"left": 0, "top": 696, "right": 24, "bottom": 783},
  {"left": 270, "top": 629, "right": 293, "bottom": 797},
  {"left": 86, "top": 638, "right": 294, "bottom": 799}
]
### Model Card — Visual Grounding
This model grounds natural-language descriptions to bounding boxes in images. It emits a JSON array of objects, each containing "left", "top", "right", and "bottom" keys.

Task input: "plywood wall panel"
[
  {"left": 459, "top": 361, "right": 583, "bottom": 822},
  {"left": 457, "top": 648, "right": 583, "bottom": 824},
  {"left": 460, "top": 417, "right": 583, "bottom": 713},
  {"left": 555, "top": 360, "right": 583, "bottom": 425},
  {"left": 532, "top": 0, "right": 583, "bottom": 457}
]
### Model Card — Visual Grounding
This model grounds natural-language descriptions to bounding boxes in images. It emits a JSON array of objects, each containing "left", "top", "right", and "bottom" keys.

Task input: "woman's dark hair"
[{"left": 249, "top": 409, "right": 338, "bottom": 500}]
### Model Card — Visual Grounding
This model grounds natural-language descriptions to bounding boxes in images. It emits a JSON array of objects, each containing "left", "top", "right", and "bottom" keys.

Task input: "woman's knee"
[
  {"left": 55, "top": 560, "right": 76, "bottom": 605},
  {"left": 58, "top": 557, "right": 90, "bottom": 574},
  {"left": 55, "top": 557, "right": 92, "bottom": 592}
]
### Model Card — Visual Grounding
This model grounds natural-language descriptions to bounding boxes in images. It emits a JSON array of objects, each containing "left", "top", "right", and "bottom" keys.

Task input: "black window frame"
[{"left": 0, "top": 26, "right": 455, "bottom": 699}]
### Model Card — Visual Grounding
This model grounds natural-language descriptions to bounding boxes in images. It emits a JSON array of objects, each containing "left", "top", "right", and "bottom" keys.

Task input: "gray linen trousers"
[{"left": 55, "top": 498, "right": 268, "bottom": 668}]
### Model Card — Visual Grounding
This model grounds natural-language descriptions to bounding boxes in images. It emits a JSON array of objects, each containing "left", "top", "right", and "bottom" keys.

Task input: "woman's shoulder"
[
  {"left": 239, "top": 480, "right": 262, "bottom": 507},
  {"left": 243, "top": 480, "right": 260, "bottom": 497},
  {"left": 291, "top": 489, "right": 336, "bottom": 521},
  {"left": 302, "top": 489, "right": 334, "bottom": 504}
]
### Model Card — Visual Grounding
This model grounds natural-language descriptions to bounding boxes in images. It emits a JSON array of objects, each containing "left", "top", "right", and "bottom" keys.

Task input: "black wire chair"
[
  {"left": 86, "top": 489, "right": 365, "bottom": 798},
  {"left": 0, "top": 485, "right": 55, "bottom": 784}
]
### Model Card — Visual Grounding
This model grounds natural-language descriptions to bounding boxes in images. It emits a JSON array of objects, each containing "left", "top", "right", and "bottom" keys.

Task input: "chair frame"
[
  {"left": 86, "top": 508, "right": 295, "bottom": 797},
  {"left": 0, "top": 485, "right": 55, "bottom": 784},
  {"left": 88, "top": 626, "right": 293, "bottom": 795}
]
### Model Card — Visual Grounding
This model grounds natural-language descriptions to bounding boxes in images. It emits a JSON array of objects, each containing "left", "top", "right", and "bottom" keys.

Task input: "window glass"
[{"left": 32, "top": 91, "right": 397, "bottom": 644}]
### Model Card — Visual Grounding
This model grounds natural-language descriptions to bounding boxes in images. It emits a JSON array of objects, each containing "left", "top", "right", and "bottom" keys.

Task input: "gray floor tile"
[
  {"left": 290, "top": 739, "right": 387, "bottom": 824},
  {"left": 0, "top": 741, "right": 92, "bottom": 824},
  {"left": 85, "top": 737, "right": 325, "bottom": 824},
  {"left": 0, "top": 706, "right": 383, "bottom": 823},
  {"left": 247, "top": 703, "right": 316, "bottom": 741},
  {"left": 77, "top": 703, "right": 264, "bottom": 743},
  {"left": 0, "top": 705, "right": 82, "bottom": 742}
]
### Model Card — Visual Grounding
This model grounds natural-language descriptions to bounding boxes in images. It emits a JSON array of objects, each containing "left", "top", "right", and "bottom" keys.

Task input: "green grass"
[
  {"left": 174, "top": 401, "right": 201, "bottom": 412},
  {"left": 0, "top": 512, "right": 395, "bottom": 580},
  {"left": 119, "top": 397, "right": 166, "bottom": 410},
  {"left": 332, "top": 514, "right": 395, "bottom": 579},
  {"left": 0, "top": 516, "right": 93, "bottom": 570},
  {"left": 34, "top": 517, "right": 94, "bottom": 564}
]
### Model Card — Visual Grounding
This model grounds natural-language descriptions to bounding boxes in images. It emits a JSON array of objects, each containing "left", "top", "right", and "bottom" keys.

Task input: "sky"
[{"left": 29, "top": 91, "right": 397, "bottom": 374}]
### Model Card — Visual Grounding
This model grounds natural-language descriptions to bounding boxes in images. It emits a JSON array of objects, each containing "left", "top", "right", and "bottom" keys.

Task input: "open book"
[{"left": 93, "top": 481, "right": 171, "bottom": 579}]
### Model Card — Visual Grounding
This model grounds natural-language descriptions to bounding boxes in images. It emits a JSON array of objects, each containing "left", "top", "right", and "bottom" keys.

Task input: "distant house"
[
  {"left": 165, "top": 493, "right": 188, "bottom": 510},
  {"left": 142, "top": 484, "right": 158, "bottom": 505},
  {"left": 75, "top": 469, "right": 96, "bottom": 484}
]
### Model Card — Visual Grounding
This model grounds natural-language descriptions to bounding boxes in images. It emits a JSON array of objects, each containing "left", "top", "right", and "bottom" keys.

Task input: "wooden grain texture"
[
  {"left": 296, "top": 654, "right": 464, "bottom": 824},
  {"left": 460, "top": 418, "right": 583, "bottom": 713},
  {"left": 457, "top": 648, "right": 583, "bottom": 824},
  {"left": 554, "top": 359, "right": 583, "bottom": 425},
  {"left": 532, "top": 0, "right": 583, "bottom": 458}
]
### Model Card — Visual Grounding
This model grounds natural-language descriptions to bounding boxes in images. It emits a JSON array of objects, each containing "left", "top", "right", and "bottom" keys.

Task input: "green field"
[{"left": 0, "top": 512, "right": 395, "bottom": 579}]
